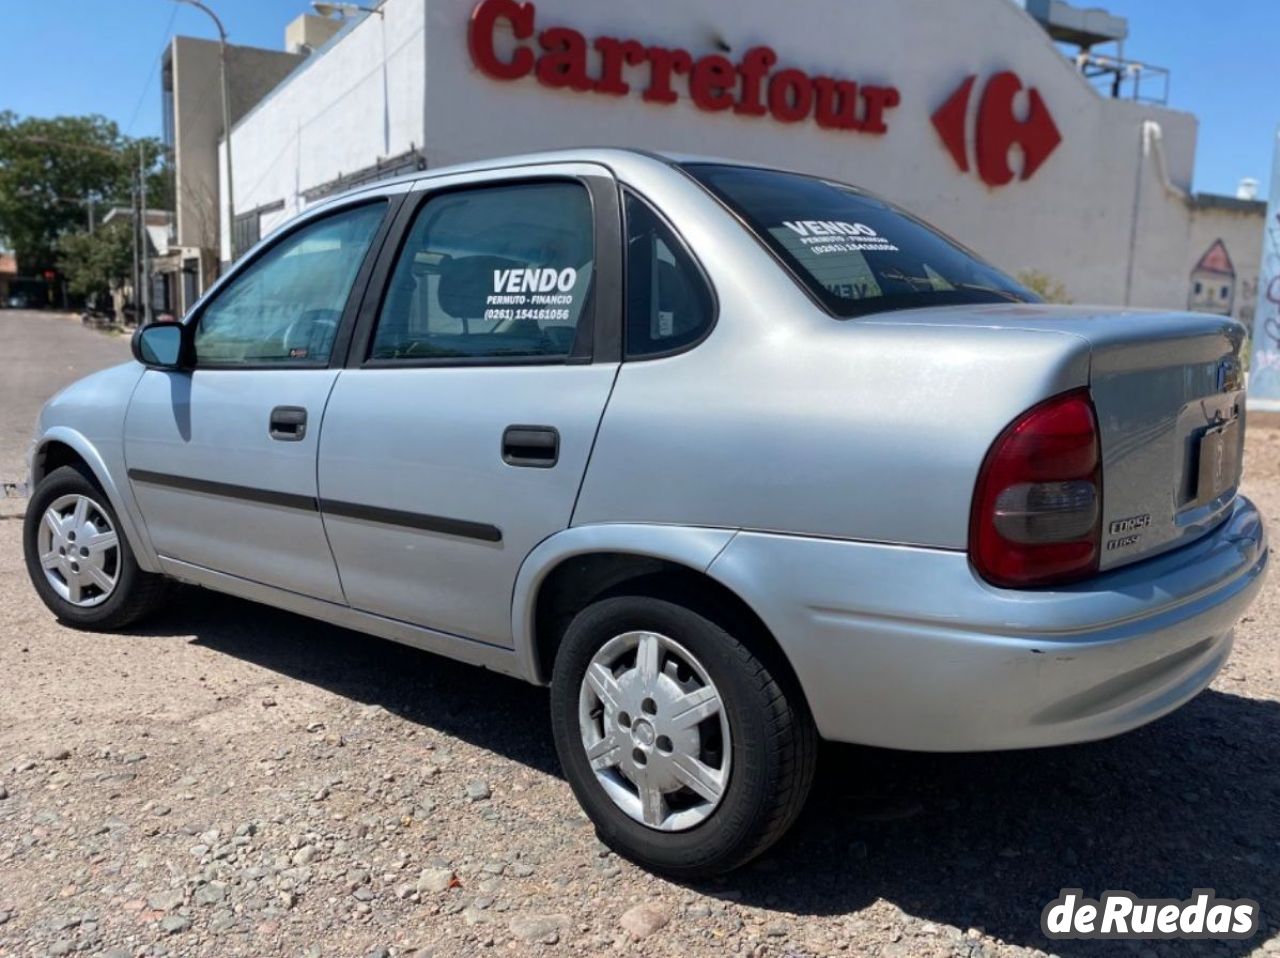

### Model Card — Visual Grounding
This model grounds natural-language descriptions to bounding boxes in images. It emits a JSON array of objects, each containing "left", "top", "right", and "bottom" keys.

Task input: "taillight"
[{"left": 970, "top": 388, "right": 1101, "bottom": 587}]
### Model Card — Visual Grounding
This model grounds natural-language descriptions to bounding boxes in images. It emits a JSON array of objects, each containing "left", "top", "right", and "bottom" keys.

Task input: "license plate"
[{"left": 1195, "top": 418, "right": 1241, "bottom": 505}]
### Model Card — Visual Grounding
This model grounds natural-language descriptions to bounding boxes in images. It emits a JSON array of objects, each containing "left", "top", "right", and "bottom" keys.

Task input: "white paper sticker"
[
  {"left": 778, "top": 220, "right": 899, "bottom": 254},
  {"left": 484, "top": 266, "right": 578, "bottom": 322}
]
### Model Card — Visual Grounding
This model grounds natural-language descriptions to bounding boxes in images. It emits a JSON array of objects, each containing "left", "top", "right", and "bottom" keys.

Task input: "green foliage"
[
  {"left": 1016, "top": 269, "right": 1072, "bottom": 304},
  {"left": 57, "top": 218, "right": 135, "bottom": 300},
  {"left": 0, "top": 111, "right": 170, "bottom": 275}
]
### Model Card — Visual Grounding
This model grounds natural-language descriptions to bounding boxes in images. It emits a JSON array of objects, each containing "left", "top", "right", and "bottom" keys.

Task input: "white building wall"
[
  {"left": 222, "top": 0, "right": 1259, "bottom": 315},
  {"left": 422, "top": 0, "right": 1204, "bottom": 309},
  {"left": 221, "top": 1, "right": 427, "bottom": 257}
]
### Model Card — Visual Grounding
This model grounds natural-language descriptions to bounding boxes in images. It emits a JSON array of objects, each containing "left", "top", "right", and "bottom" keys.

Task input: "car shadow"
[{"left": 133, "top": 589, "right": 1278, "bottom": 956}]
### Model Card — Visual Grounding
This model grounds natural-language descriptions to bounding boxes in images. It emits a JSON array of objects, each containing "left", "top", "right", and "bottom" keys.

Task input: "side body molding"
[
  {"left": 510, "top": 523, "right": 738, "bottom": 683},
  {"left": 34, "top": 425, "right": 161, "bottom": 572}
]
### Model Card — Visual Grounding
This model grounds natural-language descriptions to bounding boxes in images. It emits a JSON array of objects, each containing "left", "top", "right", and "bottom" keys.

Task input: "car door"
[
  {"left": 123, "top": 197, "right": 396, "bottom": 601},
  {"left": 316, "top": 166, "right": 622, "bottom": 646}
]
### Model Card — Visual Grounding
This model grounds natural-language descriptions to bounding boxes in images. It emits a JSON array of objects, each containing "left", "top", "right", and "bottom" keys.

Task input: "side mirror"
[{"left": 131, "top": 322, "right": 193, "bottom": 370}]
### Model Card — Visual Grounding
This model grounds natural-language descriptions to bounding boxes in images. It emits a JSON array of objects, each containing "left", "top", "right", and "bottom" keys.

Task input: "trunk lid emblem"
[{"left": 1217, "top": 358, "right": 1242, "bottom": 393}]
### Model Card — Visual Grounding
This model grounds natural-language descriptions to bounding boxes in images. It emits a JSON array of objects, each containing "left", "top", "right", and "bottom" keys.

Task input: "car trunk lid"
[{"left": 865, "top": 303, "right": 1247, "bottom": 571}]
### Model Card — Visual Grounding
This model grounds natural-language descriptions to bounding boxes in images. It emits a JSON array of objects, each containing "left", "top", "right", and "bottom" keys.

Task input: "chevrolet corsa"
[{"left": 23, "top": 150, "right": 1267, "bottom": 876}]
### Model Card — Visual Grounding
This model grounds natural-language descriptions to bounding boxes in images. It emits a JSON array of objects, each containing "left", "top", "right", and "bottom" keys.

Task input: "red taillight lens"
[{"left": 970, "top": 389, "right": 1101, "bottom": 587}]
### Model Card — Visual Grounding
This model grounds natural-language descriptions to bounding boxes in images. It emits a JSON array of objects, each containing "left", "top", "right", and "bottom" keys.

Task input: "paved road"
[{"left": 0, "top": 310, "right": 129, "bottom": 484}]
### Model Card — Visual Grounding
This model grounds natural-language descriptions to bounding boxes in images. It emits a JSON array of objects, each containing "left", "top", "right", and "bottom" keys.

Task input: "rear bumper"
[{"left": 707, "top": 496, "right": 1267, "bottom": 751}]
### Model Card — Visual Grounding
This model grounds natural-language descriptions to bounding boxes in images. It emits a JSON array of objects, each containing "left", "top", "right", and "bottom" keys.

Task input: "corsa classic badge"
[
  {"left": 1106, "top": 513, "right": 1151, "bottom": 552},
  {"left": 1217, "top": 357, "right": 1243, "bottom": 393}
]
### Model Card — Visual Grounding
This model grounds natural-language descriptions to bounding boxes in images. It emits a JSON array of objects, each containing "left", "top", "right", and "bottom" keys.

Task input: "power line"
[{"left": 125, "top": 3, "right": 181, "bottom": 136}]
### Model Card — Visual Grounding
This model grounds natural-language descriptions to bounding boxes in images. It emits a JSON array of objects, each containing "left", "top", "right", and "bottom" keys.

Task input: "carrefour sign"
[
  {"left": 466, "top": 0, "right": 1063, "bottom": 187},
  {"left": 467, "top": 0, "right": 902, "bottom": 134}
]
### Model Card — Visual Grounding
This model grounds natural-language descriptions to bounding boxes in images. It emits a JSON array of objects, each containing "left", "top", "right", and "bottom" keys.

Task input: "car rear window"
[{"left": 684, "top": 163, "right": 1036, "bottom": 318}]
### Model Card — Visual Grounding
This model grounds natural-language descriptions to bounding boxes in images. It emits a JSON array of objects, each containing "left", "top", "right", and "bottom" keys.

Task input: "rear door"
[
  {"left": 317, "top": 166, "right": 621, "bottom": 646},
  {"left": 124, "top": 197, "right": 396, "bottom": 601}
]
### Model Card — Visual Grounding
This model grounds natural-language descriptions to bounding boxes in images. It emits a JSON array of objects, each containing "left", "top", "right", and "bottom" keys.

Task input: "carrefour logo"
[{"left": 931, "top": 72, "right": 1062, "bottom": 187}]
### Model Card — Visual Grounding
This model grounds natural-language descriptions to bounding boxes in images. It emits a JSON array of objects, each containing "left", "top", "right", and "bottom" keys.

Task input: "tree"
[
  {"left": 1016, "top": 268, "right": 1072, "bottom": 304},
  {"left": 57, "top": 218, "right": 134, "bottom": 305},
  {"left": 0, "top": 111, "right": 170, "bottom": 275}
]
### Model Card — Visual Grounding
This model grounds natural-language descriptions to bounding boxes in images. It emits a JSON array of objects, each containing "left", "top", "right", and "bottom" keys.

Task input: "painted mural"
[{"left": 1187, "top": 238, "right": 1235, "bottom": 316}]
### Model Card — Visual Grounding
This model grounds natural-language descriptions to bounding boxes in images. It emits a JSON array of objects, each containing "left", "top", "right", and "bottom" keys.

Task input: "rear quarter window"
[{"left": 684, "top": 163, "right": 1036, "bottom": 318}]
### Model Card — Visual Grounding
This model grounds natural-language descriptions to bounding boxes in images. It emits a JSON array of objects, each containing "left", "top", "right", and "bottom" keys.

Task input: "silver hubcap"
[
  {"left": 37, "top": 494, "right": 120, "bottom": 608},
  {"left": 578, "top": 631, "right": 731, "bottom": 831}
]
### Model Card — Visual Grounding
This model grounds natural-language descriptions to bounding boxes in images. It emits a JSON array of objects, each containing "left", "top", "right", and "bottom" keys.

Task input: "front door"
[
  {"left": 124, "top": 200, "right": 391, "bottom": 602},
  {"left": 318, "top": 172, "right": 620, "bottom": 645}
]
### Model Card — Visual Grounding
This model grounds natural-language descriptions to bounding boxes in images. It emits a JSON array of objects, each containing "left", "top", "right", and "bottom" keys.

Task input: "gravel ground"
[{"left": 0, "top": 315, "right": 1277, "bottom": 957}]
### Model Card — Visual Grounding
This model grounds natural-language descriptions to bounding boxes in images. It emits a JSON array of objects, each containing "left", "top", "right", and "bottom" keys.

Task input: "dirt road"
[
  {"left": 0, "top": 316, "right": 1276, "bottom": 957},
  {"left": 0, "top": 311, "right": 130, "bottom": 485}
]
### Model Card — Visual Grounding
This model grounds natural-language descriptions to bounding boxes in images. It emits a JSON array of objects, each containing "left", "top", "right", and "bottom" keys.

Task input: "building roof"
[{"left": 1192, "top": 192, "right": 1268, "bottom": 215}]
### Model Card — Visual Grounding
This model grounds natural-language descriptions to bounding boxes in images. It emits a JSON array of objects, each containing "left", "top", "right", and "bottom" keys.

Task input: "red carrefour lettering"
[
  {"left": 734, "top": 46, "right": 777, "bottom": 117},
  {"left": 468, "top": 0, "right": 535, "bottom": 81},
  {"left": 642, "top": 46, "right": 693, "bottom": 104},
  {"left": 593, "top": 36, "right": 646, "bottom": 96},
  {"left": 690, "top": 54, "right": 736, "bottom": 111},
  {"left": 860, "top": 85, "right": 901, "bottom": 135},
  {"left": 812, "top": 77, "right": 860, "bottom": 130},
  {"left": 466, "top": 0, "right": 901, "bottom": 136},
  {"left": 536, "top": 26, "right": 592, "bottom": 91},
  {"left": 768, "top": 69, "right": 813, "bottom": 123}
]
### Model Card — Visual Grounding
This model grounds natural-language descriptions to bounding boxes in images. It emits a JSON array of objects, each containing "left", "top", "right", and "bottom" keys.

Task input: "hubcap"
[
  {"left": 37, "top": 494, "right": 119, "bottom": 608},
  {"left": 578, "top": 631, "right": 731, "bottom": 831}
]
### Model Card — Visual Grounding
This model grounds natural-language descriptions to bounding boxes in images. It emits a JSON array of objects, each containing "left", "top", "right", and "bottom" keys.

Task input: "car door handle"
[
  {"left": 502, "top": 425, "right": 559, "bottom": 468},
  {"left": 269, "top": 406, "right": 308, "bottom": 441}
]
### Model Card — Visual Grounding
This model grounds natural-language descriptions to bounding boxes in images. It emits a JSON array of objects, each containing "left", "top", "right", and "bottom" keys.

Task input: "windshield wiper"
[{"left": 953, "top": 283, "right": 1025, "bottom": 303}]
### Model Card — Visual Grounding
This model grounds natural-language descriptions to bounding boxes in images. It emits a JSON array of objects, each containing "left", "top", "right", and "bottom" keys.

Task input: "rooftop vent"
[
  {"left": 285, "top": 13, "right": 342, "bottom": 55},
  {"left": 1016, "top": 0, "right": 1128, "bottom": 49}
]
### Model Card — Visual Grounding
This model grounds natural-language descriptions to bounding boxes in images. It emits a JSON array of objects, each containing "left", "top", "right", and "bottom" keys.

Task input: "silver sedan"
[{"left": 23, "top": 149, "right": 1266, "bottom": 876}]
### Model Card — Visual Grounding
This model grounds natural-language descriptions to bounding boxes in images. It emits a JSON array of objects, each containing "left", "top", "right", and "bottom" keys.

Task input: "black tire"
[
  {"left": 550, "top": 593, "right": 817, "bottom": 877},
  {"left": 23, "top": 464, "right": 169, "bottom": 630}
]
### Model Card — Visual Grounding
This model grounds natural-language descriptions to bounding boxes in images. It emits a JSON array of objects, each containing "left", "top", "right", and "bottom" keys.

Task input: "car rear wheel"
[
  {"left": 550, "top": 594, "right": 816, "bottom": 877},
  {"left": 23, "top": 465, "right": 169, "bottom": 630}
]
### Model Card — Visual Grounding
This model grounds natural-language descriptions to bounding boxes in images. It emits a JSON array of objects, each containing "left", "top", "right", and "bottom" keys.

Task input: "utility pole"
[
  {"left": 139, "top": 143, "right": 151, "bottom": 325},
  {"left": 131, "top": 181, "right": 140, "bottom": 324},
  {"left": 173, "top": 0, "right": 234, "bottom": 262}
]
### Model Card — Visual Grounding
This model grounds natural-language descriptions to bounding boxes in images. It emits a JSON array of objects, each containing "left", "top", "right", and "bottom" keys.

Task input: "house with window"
[{"left": 1187, "top": 238, "right": 1236, "bottom": 316}]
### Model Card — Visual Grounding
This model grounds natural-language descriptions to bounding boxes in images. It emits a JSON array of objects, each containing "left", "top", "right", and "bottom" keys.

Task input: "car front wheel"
[
  {"left": 550, "top": 593, "right": 816, "bottom": 877},
  {"left": 23, "top": 465, "right": 168, "bottom": 630}
]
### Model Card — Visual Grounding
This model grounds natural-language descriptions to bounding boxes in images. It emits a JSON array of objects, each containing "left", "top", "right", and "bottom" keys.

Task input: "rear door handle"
[
  {"left": 502, "top": 425, "right": 559, "bottom": 468},
  {"left": 269, "top": 405, "right": 308, "bottom": 441}
]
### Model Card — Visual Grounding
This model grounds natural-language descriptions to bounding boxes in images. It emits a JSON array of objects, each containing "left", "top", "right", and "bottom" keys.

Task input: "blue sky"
[{"left": 1, "top": 0, "right": 1276, "bottom": 198}]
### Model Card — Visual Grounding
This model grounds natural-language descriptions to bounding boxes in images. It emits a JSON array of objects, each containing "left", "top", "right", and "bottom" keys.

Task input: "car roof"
[{"left": 311, "top": 147, "right": 763, "bottom": 210}]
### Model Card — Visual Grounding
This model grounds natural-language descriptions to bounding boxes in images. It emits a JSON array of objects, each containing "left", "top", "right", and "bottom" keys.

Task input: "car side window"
[
  {"left": 624, "top": 192, "right": 714, "bottom": 358},
  {"left": 370, "top": 182, "right": 594, "bottom": 362},
  {"left": 193, "top": 202, "right": 386, "bottom": 366}
]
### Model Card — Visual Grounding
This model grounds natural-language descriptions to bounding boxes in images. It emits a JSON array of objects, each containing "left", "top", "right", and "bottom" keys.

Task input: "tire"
[
  {"left": 550, "top": 593, "right": 817, "bottom": 877},
  {"left": 23, "top": 464, "right": 169, "bottom": 630}
]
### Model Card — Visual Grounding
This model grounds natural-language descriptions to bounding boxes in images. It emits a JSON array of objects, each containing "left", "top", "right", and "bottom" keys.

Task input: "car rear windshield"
[{"left": 684, "top": 163, "right": 1037, "bottom": 318}]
